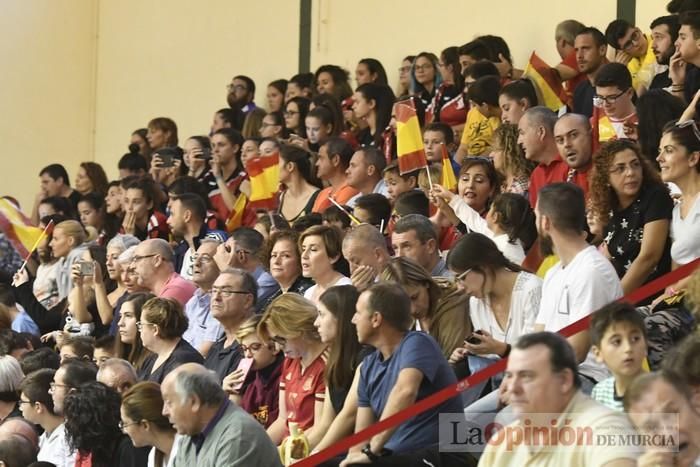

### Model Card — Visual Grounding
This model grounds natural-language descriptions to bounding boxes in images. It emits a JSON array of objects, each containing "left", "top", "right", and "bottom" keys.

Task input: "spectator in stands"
[
  {"left": 93, "top": 335, "right": 117, "bottom": 366},
  {"left": 50, "top": 360, "right": 97, "bottom": 417},
  {"left": 64, "top": 381, "right": 148, "bottom": 466},
  {"left": 38, "top": 196, "right": 76, "bottom": 220},
  {"left": 342, "top": 224, "right": 390, "bottom": 290},
  {"left": 19, "top": 369, "right": 74, "bottom": 466},
  {"left": 121, "top": 176, "right": 169, "bottom": 241},
  {"left": 306, "top": 106, "right": 338, "bottom": 152},
  {"left": 161, "top": 363, "right": 280, "bottom": 466},
  {"left": 131, "top": 239, "right": 196, "bottom": 306},
  {"left": 593, "top": 63, "right": 637, "bottom": 145},
  {"left": 96, "top": 358, "right": 138, "bottom": 394},
  {"left": 671, "top": 11, "right": 700, "bottom": 103},
  {"left": 626, "top": 371, "right": 700, "bottom": 467},
  {"left": 58, "top": 335, "right": 94, "bottom": 364},
  {"left": 213, "top": 227, "right": 279, "bottom": 309},
  {"left": 346, "top": 146, "right": 389, "bottom": 198},
  {"left": 137, "top": 297, "right": 202, "bottom": 383},
  {"left": 605, "top": 19, "right": 656, "bottom": 93},
  {"left": 266, "top": 79, "right": 287, "bottom": 112},
  {"left": 130, "top": 128, "right": 151, "bottom": 159},
  {"left": 315, "top": 65, "right": 353, "bottom": 102},
  {"left": 167, "top": 193, "right": 209, "bottom": 280},
  {"left": 204, "top": 268, "right": 256, "bottom": 383},
  {"left": 103, "top": 234, "right": 140, "bottom": 323},
  {"left": 34, "top": 164, "right": 80, "bottom": 221},
  {"left": 31, "top": 215, "right": 64, "bottom": 310},
  {"left": 227, "top": 75, "right": 256, "bottom": 113},
  {"left": 204, "top": 128, "right": 248, "bottom": 224},
  {"left": 553, "top": 113, "right": 595, "bottom": 198},
  {"left": 352, "top": 194, "right": 391, "bottom": 232},
  {"left": 533, "top": 183, "right": 623, "bottom": 392},
  {"left": 355, "top": 58, "right": 388, "bottom": 86},
  {"left": 242, "top": 108, "right": 265, "bottom": 139},
  {"left": 0, "top": 284, "right": 39, "bottom": 337},
  {"left": 105, "top": 181, "right": 123, "bottom": 217},
  {"left": 589, "top": 302, "right": 647, "bottom": 411},
  {"left": 49, "top": 220, "right": 89, "bottom": 301},
  {"left": 120, "top": 381, "right": 180, "bottom": 467},
  {"left": 74, "top": 162, "right": 109, "bottom": 197},
  {"left": 260, "top": 111, "right": 286, "bottom": 140},
  {"left": 0, "top": 356, "right": 23, "bottom": 424},
  {"left": 491, "top": 124, "right": 534, "bottom": 197},
  {"left": 382, "top": 163, "right": 419, "bottom": 203},
  {"left": 554, "top": 19, "right": 586, "bottom": 103},
  {"left": 211, "top": 107, "right": 244, "bottom": 133},
  {"left": 284, "top": 96, "right": 311, "bottom": 139},
  {"left": 149, "top": 147, "right": 184, "bottom": 188},
  {"left": 181, "top": 239, "right": 223, "bottom": 357},
  {"left": 590, "top": 139, "right": 672, "bottom": 294},
  {"left": 341, "top": 282, "right": 465, "bottom": 465},
  {"left": 147, "top": 117, "right": 178, "bottom": 153},
  {"left": 663, "top": 334, "right": 700, "bottom": 406},
  {"left": 313, "top": 137, "right": 359, "bottom": 212},
  {"left": 278, "top": 144, "right": 321, "bottom": 223},
  {"left": 649, "top": 15, "right": 680, "bottom": 89},
  {"left": 572, "top": 27, "right": 609, "bottom": 118},
  {"left": 265, "top": 230, "right": 314, "bottom": 305},
  {"left": 635, "top": 89, "right": 685, "bottom": 166},
  {"left": 67, "top": 244, "right": 111, "bottom": 334},
  {"left": 454, "top": 157, "right": 500, "bottom": 218},
  {"left": 409, "top": 52, "right": 442, "bottom": 110},
  {"left": 19, "top": 347, "right": 60, "bottom": 375},
  {"left": 118, "top": 147, "right": 148, "bottom": 179},
  {"left": 353, "top": 83, "right": 395, "bottom": 149},
  {"left": 77, "top": 193, "right": 118, "bottom": 246},
  {"left": 498, "top": 79, "right": 537, "bottom": 125},
  {"left": 117, "top": 292, "right": 155, "bottom": 372},
  {"left": 257, "top": 293, "right": 327, "bottom": 446},
  {"left": 391, "top": 214, "right": 450, "bottom": 277},
  {"left": 182, "top": 135, "right": 211, "bottom": 182},
  {"left": 224, "top": 315, "right": 283, "bottom": 428},
  {"left": 287, "top": 72, "right": 314, "bottom": 100},
  {"left": 518, "top": 106, "right": 569, "bottom": 208},
  {"left": 481, "top": 332, "right": 637, "bottom": 465},
  {"left": 299, "top": 225, "right": 351, "bottom": 303}
]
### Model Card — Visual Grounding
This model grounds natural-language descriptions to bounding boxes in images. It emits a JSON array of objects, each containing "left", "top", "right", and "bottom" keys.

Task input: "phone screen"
[{"left": 233, "top": 357, "right": 254, "bottom": 391}]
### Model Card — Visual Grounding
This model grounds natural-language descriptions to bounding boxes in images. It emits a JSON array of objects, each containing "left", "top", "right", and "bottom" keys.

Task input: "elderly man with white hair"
[
  {"left": 131, "top": 239, "right": 196, "bottom": 306},
  {"left": 96, "top": 358, "right": 138, "bottom": 394}
]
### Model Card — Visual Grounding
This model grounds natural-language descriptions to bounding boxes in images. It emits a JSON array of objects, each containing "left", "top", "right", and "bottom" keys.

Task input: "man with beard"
[
  {"left": 649, "top": 15, "right": 680, "bottom": 90},
  {"left": 572, "top": 27, "right": 608, "bottom": 117},
  {"left": 226, "top": 75, "right": 257, "bottom": 114},
  {"left": 532, "top": 183, "right": 623, "bottom": 393},
  {"left": 553, "top": 113, "right": 594, "bottom": 200},
  {"left": 167, "top": 193, "right": 209, "bottom": 280}
]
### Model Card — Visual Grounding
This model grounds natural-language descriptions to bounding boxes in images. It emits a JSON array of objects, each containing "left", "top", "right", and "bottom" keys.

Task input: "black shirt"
[
  {"left": 650, "top": 69, "right": 672, "bottom": 90},
  {"left": 603, "top": 183, "right": 673, "bottom": 288},
  {"left": 204, "top": 336, "right": 243, "bottom": 384},
  {"left": 573, "top": 79, "right": 595, "bottom": 118},
  {"left": 261, "top": 275, "right": 314, "bottom": 310},
  {"left": 138, "top": 338, "right": 204, "bottom": 383},
  {"left": 685, "top": 64, "right": 700, "bottom": 104}
]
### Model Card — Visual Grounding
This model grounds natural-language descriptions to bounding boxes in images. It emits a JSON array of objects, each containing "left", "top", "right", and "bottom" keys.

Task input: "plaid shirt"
[{"left": 591, "top": 376, "right": 624, "bottom": 412}]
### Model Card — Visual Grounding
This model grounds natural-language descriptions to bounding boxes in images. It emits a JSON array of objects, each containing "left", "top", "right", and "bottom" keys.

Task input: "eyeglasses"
[
  {"left": 676, "top": 120, "right": 700, "bottom": 142},
  {"left": 260, "top": 122, "right": 276, "bottom": 128},
  {"left": 227, "top": 84, "right": 247, "bottom": 92},
  {"left": 210, "top": 287, "right": 251, "bottom": 298},
  {"left": 49, "top": 382, "right": 70, "bottom": 392},
  {"left": 456, "top": 268, "right": 474, "bottom": 282},
  {"left": 593, "top": 89, "right": 629, "bottom": 107},
  {"left": 131, "top": 254, "right": 158, "bottom": 263},
  {"left": 414, "top": 64, "right": 433, "bottom": 72},
  {"left": 609, "top": 159, "right": 642, "bottom": 175},
  {"left": 398, "top": 66, "right": 411, "bottom": 73},
  {"left": 240, "top": 342, "right": 270, "bottom": 353},
  {"left": 270, "top": 335, "right": 288, "bottom": 347},
  {"left": 119, "top": 420, "right": 142, "bottom": 431},
  {"left": 284, "top": 110, "right": 300, "bottom": 117},
  {"left": 135, "top": 321, "right": 158, "bottom": 331},
  {"left": 621, "top": 29, "right": 642, "bottom": 52}
]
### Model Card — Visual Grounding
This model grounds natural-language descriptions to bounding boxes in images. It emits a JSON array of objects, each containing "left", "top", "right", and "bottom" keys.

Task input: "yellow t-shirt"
[
  {"left": 627, "top": 34, "right": 657, "bottom": 91},
  {"left": 459, "top": 108, "right": 500, "bottom": 157}
]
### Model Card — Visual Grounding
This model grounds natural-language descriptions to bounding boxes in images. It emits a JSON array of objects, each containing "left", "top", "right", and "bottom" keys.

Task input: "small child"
[
  {"left": 590, "top": 302, "right": 648, "bottom": 411},
  {"left": 382, "top": 162, "right": 419, "bottom": 203},
  {"left": 59, "top": 335, "right": 96, "bottom": 365}
]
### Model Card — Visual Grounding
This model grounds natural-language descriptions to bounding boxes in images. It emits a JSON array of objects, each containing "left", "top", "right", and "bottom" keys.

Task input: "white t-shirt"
[
  {"left": 148, "top": 433, "right": 182, "bottom": 467},
  {"left": 470, "top": 272, "right": 542, "bottom": 357},
  {"left": 536, "top": 245, "right": 623, "bottom": 382},
  {"left": 179, "top": 247, "right": 195, "bottom": 281},
  {"left": 38, "top": 422, "right": 75, "bottom": 467},
  {"left": 303, "top": 276, "right": 353, "bottom": 304},
  {"left": 670, "top": 196, "right": 700, "bottom": 265}
]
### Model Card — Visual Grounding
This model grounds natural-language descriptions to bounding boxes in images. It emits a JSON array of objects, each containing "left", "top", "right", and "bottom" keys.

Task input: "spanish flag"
[
  {"left": 225, "top": 193, "right": 248, "bottom": 232},
  {"left": 0, "top": 197, "right": 44, "bottom": 258},
  {"left": 396, "top": 99, "right": 428, "bottom": 175},
  {"left": 523, "top": 52, "right": 567, "bottom": 113},
  {"left": 440, "top": 143, "right": 457, "bottom": 191},
  {"left": 247, "top": 153, "right": 280, "bottom": 210}
]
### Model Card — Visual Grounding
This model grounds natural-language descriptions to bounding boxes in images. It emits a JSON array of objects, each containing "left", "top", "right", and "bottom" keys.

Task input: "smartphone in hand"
[{"left": 232, "top": 357, "right": 254, "bottom": 391}]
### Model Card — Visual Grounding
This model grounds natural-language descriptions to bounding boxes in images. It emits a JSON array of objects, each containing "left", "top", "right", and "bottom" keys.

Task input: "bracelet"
[{"left": 362, "top": 445, "right": 380, "bottom": 461}]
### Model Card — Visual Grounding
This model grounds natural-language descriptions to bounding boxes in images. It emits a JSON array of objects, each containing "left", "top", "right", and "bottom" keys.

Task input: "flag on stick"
[
  {"left": 396, "top": 99, "right": 428, "bottom": 175},
  {"left": 523, "top": 52, "right": 567, "bottom": 113},
  {"left": 440, "top": 143, "right": 457, "bottom": 191},
  {"left": 0, "top": 198, "right": 44, "bottom": 258}
]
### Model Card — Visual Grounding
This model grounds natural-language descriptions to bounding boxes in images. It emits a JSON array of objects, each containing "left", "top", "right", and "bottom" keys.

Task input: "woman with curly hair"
[
  {"left": 64, "top": 381, "right": 148, "bottom": 467},
  {"left": 589, "top": 139, "right": 673, "bottom": 295},
  {"left": 490, "top": 123, "right": 536, "bottom": 197}
]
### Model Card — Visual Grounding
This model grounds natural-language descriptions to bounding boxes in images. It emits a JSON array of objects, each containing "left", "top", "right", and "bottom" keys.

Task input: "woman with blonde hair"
[
  {"left": 137, "top": 297, "right": 202, "bottom": 383},
  {"left": 120, "top": 381, "right": 180, "bottom": 467},
  {"left": 50, "top": 220, "right": 90, "bottom": 300},
  {"left": 257, "top": 293, "right": 327, "bottom": 446}
]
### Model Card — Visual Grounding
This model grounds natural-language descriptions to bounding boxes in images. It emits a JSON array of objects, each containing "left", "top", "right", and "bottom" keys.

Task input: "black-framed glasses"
[
  {"left": 210, "top": 287, "right": 252, "bottom": 299},
  {"left": 608, "top": 159, "right": 642, "bottom": 175},
  {"left": 136, "top": 321, "right": 157, "bottom": 331},
  {"left": 49, "top": 382, "right": 70, "bottom": 392},
  {"left": 676, "top": 120, "right": 700, "bottom": 142},
  {"left": 119, "top": 420, "right": 142, "bottom": 431},
  {"left": 593, "top": 89, "right": 629, "bottom": 107},
  {"left": 621, "top": 29, "right": 642, "bottom": 52},
  {"left": 240, "top": 342, "right": 270, "bottom": 353}
]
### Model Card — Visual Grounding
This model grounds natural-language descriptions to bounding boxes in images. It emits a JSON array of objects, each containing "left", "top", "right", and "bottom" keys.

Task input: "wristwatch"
[{"left": 362, "top": 444, "right": 392, "bottom": 460}]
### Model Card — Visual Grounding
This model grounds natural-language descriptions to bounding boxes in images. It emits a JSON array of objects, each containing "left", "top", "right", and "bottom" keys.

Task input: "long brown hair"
[
  {"left": 319, "top": 285, "right": 362, "bottom": 389},
  {"left": 116, "top": 292, "right": 154, "bottom": 371}
]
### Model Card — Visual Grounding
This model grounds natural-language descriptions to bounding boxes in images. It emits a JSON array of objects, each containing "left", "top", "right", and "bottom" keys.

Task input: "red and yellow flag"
[
  {"left": 523, "top": 52, "right": 567, "bottom": 112},
  {"left": 247, "top": 153, "right": 280, "bottom": 210},
  {"left": 225, "top": 193, "right": 248, "bottom": 232},
  {"left": 0, "top": 197, "right": 44, "bottom": 258},
  {"left": 396, "top": 99, "right": 428, "bottom": 175},
  {"left": 440, "top": 143, "right": 457, "bottom": 191}
]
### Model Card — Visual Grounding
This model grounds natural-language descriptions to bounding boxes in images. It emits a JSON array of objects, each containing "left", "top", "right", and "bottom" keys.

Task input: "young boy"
[
  {"left": 382, "top": 163, "right": 418, "bottom": 203},
  {"left": 590, "top": 301, "right": 648, "bottom": 411},
  {"left": 58, "top": 335, "right": 96, "bottom": 365}
]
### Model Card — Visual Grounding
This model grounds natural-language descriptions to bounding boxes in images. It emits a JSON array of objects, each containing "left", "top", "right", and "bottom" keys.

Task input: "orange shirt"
[{"left": 312, "top": 183, "right": 359, "bottom": 213}]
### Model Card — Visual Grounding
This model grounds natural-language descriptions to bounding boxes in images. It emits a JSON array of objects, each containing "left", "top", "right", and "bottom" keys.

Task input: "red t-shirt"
[
  {"left": 279, "top": 351, "right": 327, "bottom": 437},
  {"left": 528, "top": 155, "right": 570, "bottom": 208},
  {"left": 312, "top": 183, "right": 359, "bottom": 213},
  {"left": 561, "top": 50, "right": 586, "bottom": 108},
  {"left": 206, "top": 170, "right": 247, "bottom": 224}
]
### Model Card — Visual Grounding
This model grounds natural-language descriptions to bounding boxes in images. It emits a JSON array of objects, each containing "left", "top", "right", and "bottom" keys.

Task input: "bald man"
[
  {"left": 554, "top": 113, "right": 594, "bottom": 199},
  {"left": 131, "top": 239, "right": 196, "bottom": 305},
  {"left": 342, "top": 224, "right": 391, "bottom": 290}
]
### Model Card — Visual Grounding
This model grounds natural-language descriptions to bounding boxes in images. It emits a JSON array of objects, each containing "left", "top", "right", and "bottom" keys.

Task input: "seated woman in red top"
[
  {"left": 257, "top": 293, "right": 328, "bottom": 447},
  {"left": 224, "top": 314, "right": 283, "bottom": 428}
]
